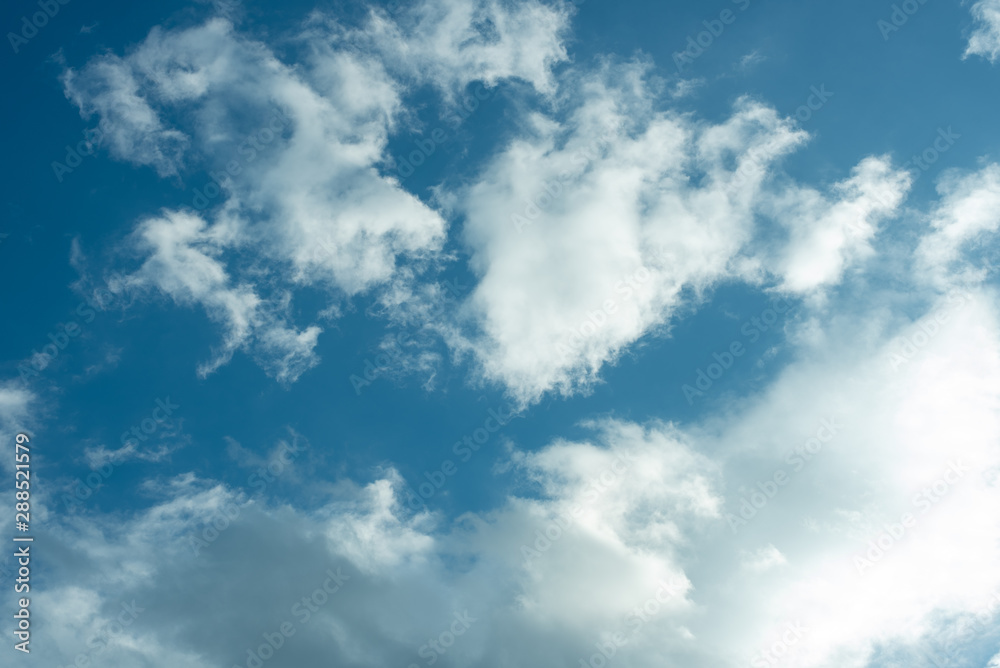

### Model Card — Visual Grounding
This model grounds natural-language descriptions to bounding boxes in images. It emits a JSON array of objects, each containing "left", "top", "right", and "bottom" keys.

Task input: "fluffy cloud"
[
  {"left": 18, "top": 278, "right": 1000, "bottom": 667},
  {"left": 762, "top": 155, "right": 911, "bottom": 295},
  {"left": 34, "top": 2, "right": 1000, "bottom": 667},
  {"left": 446, "top": 62, "right": 911, "bottom": 404},
  {"left": 966, "top": 0, "right": 1000, "bottom": 63},
  {"left": 62, "top": 6, "right": 922, "bottom": 398},
  {"left": 61, "top": 0, "right": 572, "bottom": 381},
  {"left": 20, "top": 419, "right": 712, "bottom": 668},
  {"left": 916, "top": 163, "right": 1000, "bottom": 286},
  {"left": 62, "top": 55, "right": 189, "bottom": 176},
  {"left": 357, "top": 0, "right": 572, "bottom": 95},
  {"left": 124, "top": 210, "right": 322, "bottom": 382}
]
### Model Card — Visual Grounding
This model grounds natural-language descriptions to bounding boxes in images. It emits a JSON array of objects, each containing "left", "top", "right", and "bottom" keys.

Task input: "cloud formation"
[
  {"left": 445, "top": 62, "right": 912, "bottom": 404},
  {"left": 61, "top": 1, "right": 572, "bottom": 381},
  {"left": 22, "top": 277, "right": 1000, "bottom": 667},
  {"left": 966, "top": 0, "right": 1000, "bottom": 63}
]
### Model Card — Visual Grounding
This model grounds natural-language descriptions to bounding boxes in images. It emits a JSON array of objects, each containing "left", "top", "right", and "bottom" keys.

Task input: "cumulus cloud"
[
  {"left": 61, "top": 0, "right": 571, "bottom": 380},
  {"left": 444, "top": 61, "right": 912, "bottom": 404},
  {"left": 18, "top": 279, "right": 1000, "bottom": 667},
  {"left": 357, "top": 0, "right": 572, "bottom": 96},
  {"left": 36, "top": 3, "right": 1000, "bottom": 667},
  {"left": 965, "top": 0, "right": 1000, "bottom": 63},
  {"left": 20, "top": 418, "right": 712, "bottom": 668},
  {"left": 61, "top": 5, "right": 924, "bottom": 398}
]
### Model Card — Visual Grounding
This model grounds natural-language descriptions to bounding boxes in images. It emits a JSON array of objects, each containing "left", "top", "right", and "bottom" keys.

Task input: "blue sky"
[{"left": 2, "top": 0, "right": 1000, "bottom": 666}]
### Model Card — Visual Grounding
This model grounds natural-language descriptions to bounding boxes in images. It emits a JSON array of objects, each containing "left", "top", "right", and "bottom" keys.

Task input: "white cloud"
[
  {"left": 0, "top": 382, "right": 34, "bottom": 474},
  {"left": 25, "top": 418, "right": 712, "bottom": 667},
  {"left": 124, "top": 210, "right": 322, "bottom": 383},
  {"left": 358, "top": 0, "right": 572, "bottom": 96},
  {"left": 966, "top": 0, "right": 1000, "bottom": 63},
  {"left": 762, "top": 155, "right": 911, "bottom": 295},
  {"left": 445, "top": 61, "right": 913, "bottom": 404},
  {"left": 917, "top": 163, "right": 1000, "bottom": 286},
  {"left": 740, "top": 544, "right": 788, "bottom": 572},
  {"left": 62, "top": 55, "right": 189, "bottom": 176},
  {"left": 61, "top": 1, "right": 572, "bottom": 381},
  {"left": 37, "top": 3, "right": 1000, "bottom": 666},
  {"left": 23, "top": 276, "right": 1000, "bottom": 667},
  {"left": 61, "top": 8, "right": 925, "bottom": 399}
]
